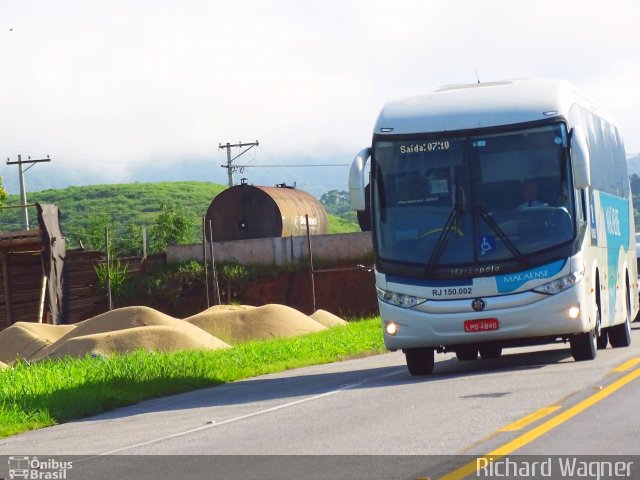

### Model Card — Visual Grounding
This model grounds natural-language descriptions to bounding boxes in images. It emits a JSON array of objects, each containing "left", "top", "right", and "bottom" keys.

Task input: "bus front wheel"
[
  {"left": 570, "top": 330, "right": 597, "bottom": 361},
  {"left": 404, "top": 348, "right": 435, "bottom": 376}
]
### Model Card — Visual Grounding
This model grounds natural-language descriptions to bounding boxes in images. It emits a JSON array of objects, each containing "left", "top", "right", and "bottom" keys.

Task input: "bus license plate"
[{"left": 464, "top": 318, "right": 499, "bottom": 332}]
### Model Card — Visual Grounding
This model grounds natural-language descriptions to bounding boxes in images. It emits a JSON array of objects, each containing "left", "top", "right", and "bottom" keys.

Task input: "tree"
[
  {"left": 113, "top": 222, "right": 144, "bottom": 257},
  {"left": 94, "top": 257, "right": 129, "bottom": 308},
  {"left": 0, "top": 177, "right": 7, "bottom": 208},
  {"left": 320, "top": 189, "right": 358, "bottom": 225},
  {"left": 630, "top": 174, "right": 640, "bottom": 197},
  {"left": 630, "top": 175, "right": 640, "bottom": 229},
  {"left": 148, "top": 203, "right": 195, "bottom": 254},
  {"left": 79, "top": 212, "right": 112, "bottom": 251},
  {"left": 320, "top": 190, "right": 351, "bottom": 216}
]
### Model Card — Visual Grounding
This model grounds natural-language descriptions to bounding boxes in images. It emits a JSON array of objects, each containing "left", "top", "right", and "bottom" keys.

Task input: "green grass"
[
  {"left": 0, "top": 317, "right": 384, "bottom": 439},
  {"left": 327, "top": 213, "right": 360, "bottom": 234},
  {"left": 0, "top": 181, "right": 226, "bottom": 245}
]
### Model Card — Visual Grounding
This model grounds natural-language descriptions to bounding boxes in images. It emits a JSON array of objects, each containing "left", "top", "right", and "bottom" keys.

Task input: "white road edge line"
[{"left": 94, "top": 367, "right": 406, "bottom": 456}]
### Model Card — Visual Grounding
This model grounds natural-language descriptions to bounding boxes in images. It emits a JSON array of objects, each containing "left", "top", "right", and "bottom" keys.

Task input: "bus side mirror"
[
  {"left": 571, "top": 127, "right": 591, "bottom": 189},
  {"left": 349, "top": 147, "right": 371, "bottom": 211}
]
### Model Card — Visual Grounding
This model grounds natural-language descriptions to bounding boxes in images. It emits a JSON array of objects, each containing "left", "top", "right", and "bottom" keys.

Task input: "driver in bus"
[{"left": 517, "top": 179, "right": 547, "bottom": 208}]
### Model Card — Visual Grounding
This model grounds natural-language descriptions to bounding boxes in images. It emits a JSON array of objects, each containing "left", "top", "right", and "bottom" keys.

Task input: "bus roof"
[{"left": 374, "top": 79, "right": 612, "bottom": 136}]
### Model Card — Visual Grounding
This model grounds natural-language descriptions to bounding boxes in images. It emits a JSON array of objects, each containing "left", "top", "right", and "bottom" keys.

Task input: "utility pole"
[
  {"left": 6, "top": 154, "right": 51, "bottom": 230},
  {"left": 218, "top": 141, "right": 259, "bottom": 187}
]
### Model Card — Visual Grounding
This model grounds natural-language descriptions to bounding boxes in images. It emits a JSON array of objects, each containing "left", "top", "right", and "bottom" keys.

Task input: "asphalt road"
[{"left": 1, "top": 324, "right": 640, "bottom": 479}]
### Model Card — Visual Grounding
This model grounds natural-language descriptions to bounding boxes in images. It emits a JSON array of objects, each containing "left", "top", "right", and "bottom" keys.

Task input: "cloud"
[{"left": 1, "top": 0, "right": 639, "bottom": 193}]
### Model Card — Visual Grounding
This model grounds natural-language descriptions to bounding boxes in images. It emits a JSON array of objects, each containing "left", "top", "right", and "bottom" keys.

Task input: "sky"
[{"left": 1, "top": 0, "right": 639, "bottom": 197}]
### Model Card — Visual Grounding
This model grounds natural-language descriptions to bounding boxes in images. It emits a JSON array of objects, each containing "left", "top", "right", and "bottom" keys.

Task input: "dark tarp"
[{"left": 37, "top": 203, "right": 66, "bottom": 324}]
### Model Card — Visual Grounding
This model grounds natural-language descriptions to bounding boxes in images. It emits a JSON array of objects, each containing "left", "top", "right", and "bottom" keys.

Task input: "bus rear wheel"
[
  {"left": 404, "top": 348, "right": 435, "bottom": 376},
  {"left": 596, "top": 329, "right": 608, "bottom": 350},
  {"left": 455, "top": 346, "right": 478, "bottom": 361},
  {"left": 479, "top": 345, "right": 503, "bottom": 359},
  {"left": 609, "top": 320, "right": 631, "bottom": 348},
  {"left": 609, "top": 284, "right": 632, "bottom": 348}
]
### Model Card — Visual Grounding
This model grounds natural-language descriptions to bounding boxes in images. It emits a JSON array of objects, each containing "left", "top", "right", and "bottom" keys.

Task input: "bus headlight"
[
  {"left": 385, "top": 322, "right": 398, "bottom": 335},
  {"left": 376, "top": 287, "right": 427, "bottom": 308},
  {"left": 533, "top": 270, "right": 584, "bottom": 295}
]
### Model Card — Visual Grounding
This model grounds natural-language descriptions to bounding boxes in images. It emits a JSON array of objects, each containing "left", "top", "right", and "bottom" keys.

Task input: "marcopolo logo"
[{"left": 8, "top": 456, "right": 73, "bottom": 480}]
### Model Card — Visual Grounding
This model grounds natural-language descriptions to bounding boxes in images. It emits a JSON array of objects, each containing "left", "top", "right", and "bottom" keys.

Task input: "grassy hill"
[{"left": 0, "top": 182, "right": 360, "bottom": 253}]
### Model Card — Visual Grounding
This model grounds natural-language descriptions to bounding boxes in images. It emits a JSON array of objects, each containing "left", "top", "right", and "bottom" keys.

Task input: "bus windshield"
[{"left": 372, "top": 122, "right": 574, "bottom": 275}]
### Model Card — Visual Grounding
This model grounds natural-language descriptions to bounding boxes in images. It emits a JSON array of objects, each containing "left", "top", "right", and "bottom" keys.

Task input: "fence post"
[
  {"left": 305, "top": 214, "right": 316, "bottom": 313},
  {"left": 142, "top": 226, "right": 147, "bottom": 259},
  {"left": 208, "top": 220, "right": 221, "bottom": 305},
  {"left": 105, "top": 226, "right": 113, "bottom": 311},
  {"left": 202, "top": 217, "right": 210, "bottom": 308}
]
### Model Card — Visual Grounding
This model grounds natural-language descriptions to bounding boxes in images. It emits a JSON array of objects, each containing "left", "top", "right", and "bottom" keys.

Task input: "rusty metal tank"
[{"left": 205, "top": 183, "right": 329, "bottom": 242}]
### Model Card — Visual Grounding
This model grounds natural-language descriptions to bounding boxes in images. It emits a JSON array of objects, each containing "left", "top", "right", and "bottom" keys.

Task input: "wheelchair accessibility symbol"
[{"left": 479, "top": 235, "right": 495, "bottom": 255}]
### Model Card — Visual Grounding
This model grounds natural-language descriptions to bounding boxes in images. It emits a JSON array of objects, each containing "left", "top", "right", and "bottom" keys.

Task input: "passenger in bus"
[{"left": 517, "top": 179, "right": 547, "bottom": 208}]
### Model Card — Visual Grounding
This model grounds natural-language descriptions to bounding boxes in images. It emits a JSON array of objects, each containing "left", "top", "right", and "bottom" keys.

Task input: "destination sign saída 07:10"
[{"left": 399, "top": 140, "right": 453, "bottom": 154}]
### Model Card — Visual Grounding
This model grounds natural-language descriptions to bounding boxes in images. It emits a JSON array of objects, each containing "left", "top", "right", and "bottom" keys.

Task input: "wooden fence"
[
  {"left": 64, "top": 251, "right": 167, "bottom": 324},
  {"left": 0, "top": 246, "right": 168, "bottom": 328}
]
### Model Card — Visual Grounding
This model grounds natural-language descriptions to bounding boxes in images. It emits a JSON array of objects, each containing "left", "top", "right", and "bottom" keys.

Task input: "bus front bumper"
[{"left": 380, "top": 285, "right": 592, "bottom": 351}]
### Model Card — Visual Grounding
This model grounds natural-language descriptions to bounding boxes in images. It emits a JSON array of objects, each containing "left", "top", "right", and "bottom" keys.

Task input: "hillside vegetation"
[{"left": 0, "top": 182, "right": 359, "bottom": 254}]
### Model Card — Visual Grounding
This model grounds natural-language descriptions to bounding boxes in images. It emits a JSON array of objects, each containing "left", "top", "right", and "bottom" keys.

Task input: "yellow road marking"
[
  {"left": 498, "top": 406, "right": 561, "bottom": 432},
  {"left": 612, "top": 357, "right": 640, "bottom": 372},
  {"left": 437, "top": 365, "right": 640, "bottom": 480}
]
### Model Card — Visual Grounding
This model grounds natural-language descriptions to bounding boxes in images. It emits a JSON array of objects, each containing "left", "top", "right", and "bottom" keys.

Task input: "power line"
[
  {"left": 238, "top": 163, "right": 349, "bottom": 168},
  {"left": 6, "top": 154, "right": 52, "bottom": 230},
  {"left": 218, "top": 141, "right": 259, "bottom": 187}
]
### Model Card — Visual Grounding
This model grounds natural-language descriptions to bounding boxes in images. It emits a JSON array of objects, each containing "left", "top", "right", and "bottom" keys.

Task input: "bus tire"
[
  {"left": 405, "top": 348, "right": 435, "bottom": 376},
  {"left": 570, "top": 330, "right": 597, "bottom": 361},
  {"left": 455, "top": 346, "right": 478, "bottom": 361},
  {"left": 609, "top": 319, "right": 631, "bottom": 348},
  {"left": 479, "top": 345, "right": 502, "bottom": 359},
  {"left": 596, "top": 329, "right": 608, "bottom": 350},
  {"left": 609, "top": 285, "right": 632, "bottom": 348}
]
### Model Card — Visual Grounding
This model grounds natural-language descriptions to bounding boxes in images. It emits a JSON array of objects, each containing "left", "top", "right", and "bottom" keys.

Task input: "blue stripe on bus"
[
  {"left": 386, "top": 275, "right": 473, "bottom": 287},
  {"left": 495, "top": 259, "right": 566, "bottom": 294},
  {"left": 599, "top": 192, "right": 631, "bottom": 319}
]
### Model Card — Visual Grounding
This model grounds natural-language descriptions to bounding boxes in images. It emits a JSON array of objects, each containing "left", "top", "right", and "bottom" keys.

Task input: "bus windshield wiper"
[
  {"left": 475, "top": 206, "right": 529, "bottom": 268},
  {"left": 425, "top": 203, "right": 464, "bottom": 275}
]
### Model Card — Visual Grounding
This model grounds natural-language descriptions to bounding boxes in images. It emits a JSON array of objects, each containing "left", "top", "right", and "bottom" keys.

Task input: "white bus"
[{"left": 349, "top": 79, "right": 637, "bottom": 375}]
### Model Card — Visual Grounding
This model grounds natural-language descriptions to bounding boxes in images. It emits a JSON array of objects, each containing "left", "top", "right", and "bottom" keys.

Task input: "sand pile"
[
  {"left": 35, "top": 325, "right": 229, "bottom": 361},
  {"left": 184, "top": 303, "right": 327, "bottom": 344},
  {"left": 310, "top": 309, "right": 348, "bottom": 328},
  {"left": 0, "top": 304, "right": 348, "bottom": 363},
  {"left": 204, "top": 305, "right": 257, "bottom": 313},
  {"left": 0, "top": 322, "right": 76, "bottom": 364},
  {"left": 31, "top": 306, "right": 229, "bottom": 361},
  {"left": 57, "top": 306, "right": 186, "bottom": 338}
]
